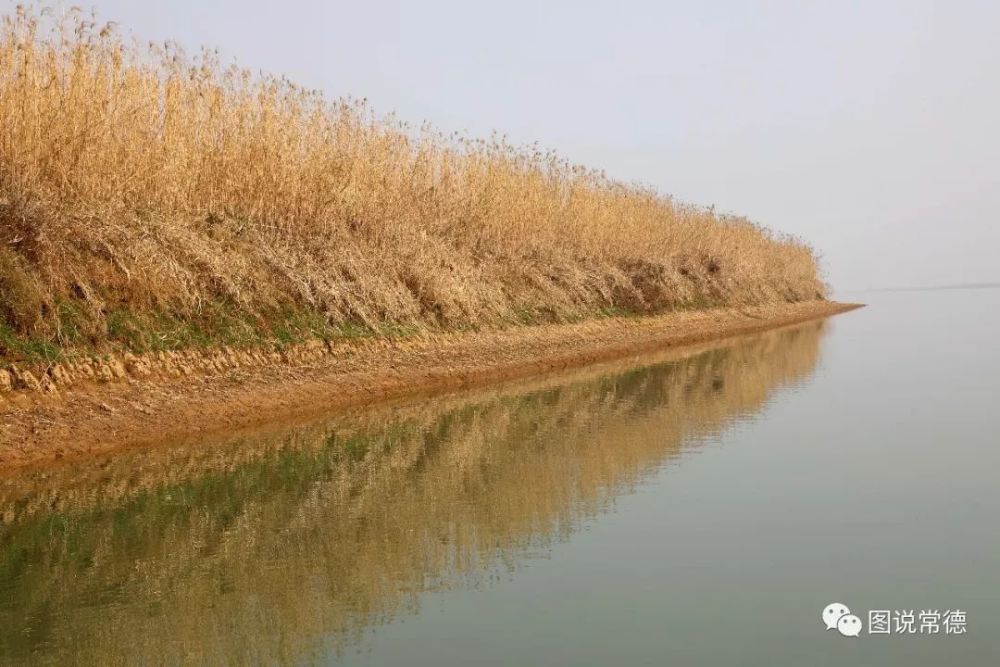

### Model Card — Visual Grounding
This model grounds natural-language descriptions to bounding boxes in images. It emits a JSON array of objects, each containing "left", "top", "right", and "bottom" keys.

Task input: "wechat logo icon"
[{"left": 822, "top": 602, "right": 862, "bottom": 638}]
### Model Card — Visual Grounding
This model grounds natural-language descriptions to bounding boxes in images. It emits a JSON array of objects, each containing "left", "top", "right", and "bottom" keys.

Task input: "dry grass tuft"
[{"left": 0, "top": 5, "right": 826, "bottom": 359}]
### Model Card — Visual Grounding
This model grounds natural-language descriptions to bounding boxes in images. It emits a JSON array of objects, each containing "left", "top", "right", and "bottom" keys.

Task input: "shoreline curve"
[{"left": 0, "top": 301, "right": 862, "bottom": 470}]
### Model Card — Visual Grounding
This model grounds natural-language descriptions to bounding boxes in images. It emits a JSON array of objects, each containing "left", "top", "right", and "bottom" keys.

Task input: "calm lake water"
[{"left": 1, "top": 288, "right": 998, "bottom": 666}]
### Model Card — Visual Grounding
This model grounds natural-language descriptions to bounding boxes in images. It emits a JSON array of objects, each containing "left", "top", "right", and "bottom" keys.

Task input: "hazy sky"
[{"left": 41, "top": 1, "right": 1000, "bottom": 292}]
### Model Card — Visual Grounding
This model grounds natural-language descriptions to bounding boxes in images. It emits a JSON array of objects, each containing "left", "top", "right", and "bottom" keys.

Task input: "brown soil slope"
[{"left": 0, "top": 301, "right": 860, "bottom": 469}]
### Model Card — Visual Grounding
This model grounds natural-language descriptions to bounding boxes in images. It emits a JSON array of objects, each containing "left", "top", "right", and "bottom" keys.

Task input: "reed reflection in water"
[{"left": 0, "top": 321, "right": 827, "bottom": 666}]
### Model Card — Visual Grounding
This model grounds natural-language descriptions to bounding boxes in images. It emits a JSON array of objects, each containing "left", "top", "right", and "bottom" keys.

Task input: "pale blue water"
[
  {"left": 1, "top": 288, "right": 997, "bottom": 666},
  {"left": 337, "top": 288, "right": 1000, "bottom": 666}
]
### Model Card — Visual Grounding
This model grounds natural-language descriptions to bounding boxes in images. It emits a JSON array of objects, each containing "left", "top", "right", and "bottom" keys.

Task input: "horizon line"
[{"left": 839, "top": 282, "right": 1000, "bottom": 294}]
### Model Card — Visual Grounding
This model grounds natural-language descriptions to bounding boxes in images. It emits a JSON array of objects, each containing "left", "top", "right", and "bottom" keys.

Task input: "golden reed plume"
[{"left": 0, "top": 6, "right": 824, "bottom": 360}]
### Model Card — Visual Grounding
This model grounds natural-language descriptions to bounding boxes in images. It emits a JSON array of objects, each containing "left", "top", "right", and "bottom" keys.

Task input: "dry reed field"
[{"left": 0, "top": 6, "right": 826, "bottom": 362}]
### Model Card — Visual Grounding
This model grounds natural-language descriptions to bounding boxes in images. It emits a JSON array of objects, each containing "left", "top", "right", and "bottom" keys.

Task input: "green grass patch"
[{"left": 0, "top": 294, "right": 431, "bottom": 367}]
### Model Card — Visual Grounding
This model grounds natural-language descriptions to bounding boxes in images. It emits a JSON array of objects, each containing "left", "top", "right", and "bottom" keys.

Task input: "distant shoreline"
[{"left": 841, "top": 282, "right": 1000, "bottom": 294}]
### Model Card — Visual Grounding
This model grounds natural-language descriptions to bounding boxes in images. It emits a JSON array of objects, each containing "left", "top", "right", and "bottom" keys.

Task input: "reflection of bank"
[{"left": 0, "top": 321, "right": 828, "bottom": 666}]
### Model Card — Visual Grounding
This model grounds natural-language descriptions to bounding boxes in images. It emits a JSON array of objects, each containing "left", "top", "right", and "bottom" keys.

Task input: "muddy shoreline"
[{"left": 0, "top": 301, "right": 860, "bottom": 470}]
